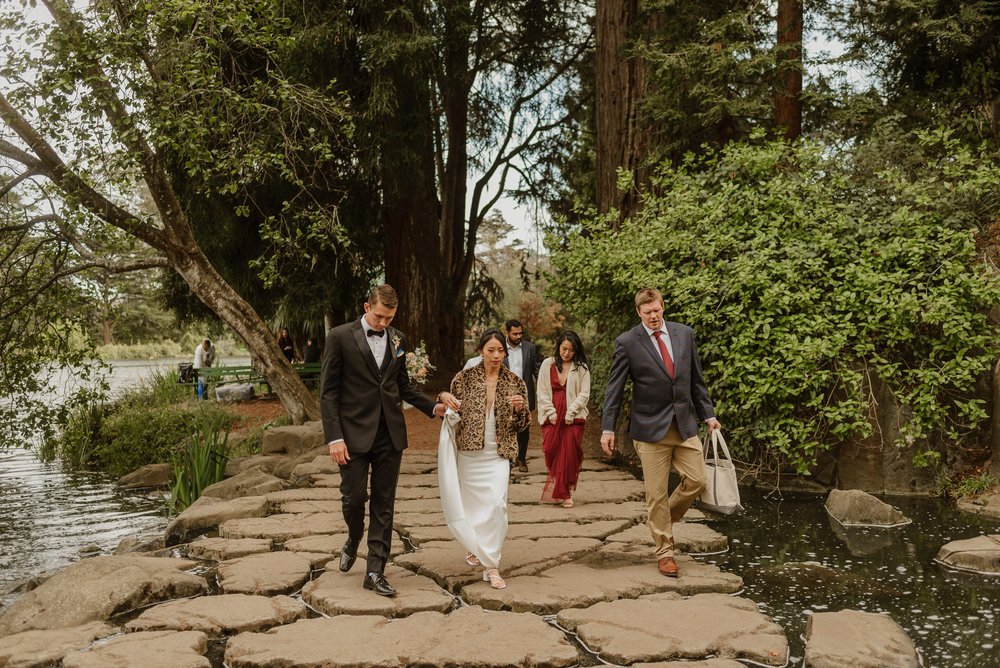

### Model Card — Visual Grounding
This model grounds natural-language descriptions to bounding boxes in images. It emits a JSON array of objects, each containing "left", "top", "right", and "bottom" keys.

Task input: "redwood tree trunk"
[
  {"left": 775, "top": 0, "right": 803, "bottom": 140},
  {"left": 595, "top": 0, "right": 653, "bottom": 224}
]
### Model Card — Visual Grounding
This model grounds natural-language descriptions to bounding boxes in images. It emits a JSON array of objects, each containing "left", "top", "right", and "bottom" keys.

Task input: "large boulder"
[
  {"left": 118, "top": 463, "right": 172, "bottom": 489},
  {"left": 165, "top": 495, "right": 269, "bottom": 546},
  {"left": 824, "top": 489, "right": 910, "bottom": 527},
  {"left": 956, "top": 492, "right": 1000, "bottom": 520},
  {"left": 0, "top": 556, "right": 206, "bottom": 636},
  {"left": 200, "top": 466, "right": 286, "bottom": 501},
  {"left": 934, "top": 535, "right": 1000, "bottom": 575},
  {"left": 803, "top": 610, "right": 919, "bottom": 667},
  {"left": 261, "top": 424, "right": 324, "bottom": 457}
]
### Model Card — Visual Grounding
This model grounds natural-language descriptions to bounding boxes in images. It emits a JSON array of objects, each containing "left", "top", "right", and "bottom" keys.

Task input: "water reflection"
[{"left": 702, "top": 490, "right": 1000, "bottom": 667}]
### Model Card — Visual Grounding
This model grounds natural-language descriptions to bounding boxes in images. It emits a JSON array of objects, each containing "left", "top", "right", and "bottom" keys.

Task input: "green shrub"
[
  {"left": 548, "top": 125, "right": 1000, "bottom": 473},
  {"left": 952, "top": 472, "right": 1000, "bottom": 498}
]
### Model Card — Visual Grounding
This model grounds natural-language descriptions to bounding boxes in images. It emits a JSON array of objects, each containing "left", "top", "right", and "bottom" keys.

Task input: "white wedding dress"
[{"left": 437, "top": 406, "right": 509, "bottom": 569}]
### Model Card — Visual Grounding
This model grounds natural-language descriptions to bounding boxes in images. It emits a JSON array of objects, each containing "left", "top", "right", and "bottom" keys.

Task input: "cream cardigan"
[{"left": 536, "top": 357, "right": 591, "bottom": 425}]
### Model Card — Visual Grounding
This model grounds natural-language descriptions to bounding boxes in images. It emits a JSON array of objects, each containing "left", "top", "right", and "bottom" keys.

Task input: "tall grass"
[{"left": 170, "top": 411, "right": 231, "bottom": 513}]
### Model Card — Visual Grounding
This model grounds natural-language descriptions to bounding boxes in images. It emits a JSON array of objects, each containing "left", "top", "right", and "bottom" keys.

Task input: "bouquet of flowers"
[{"left": 405, "top": 342, "right": 435, "bottom": 385}]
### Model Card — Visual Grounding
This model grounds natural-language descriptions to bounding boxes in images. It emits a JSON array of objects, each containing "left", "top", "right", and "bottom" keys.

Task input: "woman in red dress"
[{"left": 537, "top": 331, "right": 591, "bottom": 507}]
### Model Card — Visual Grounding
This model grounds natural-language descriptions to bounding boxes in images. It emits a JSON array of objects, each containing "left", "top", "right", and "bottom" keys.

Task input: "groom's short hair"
[{"left": 368, "top": 284, "right": 398, "bottom": 308}]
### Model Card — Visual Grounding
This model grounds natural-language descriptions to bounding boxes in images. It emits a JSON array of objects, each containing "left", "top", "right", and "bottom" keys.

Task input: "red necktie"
[{"left": 653, "top": 330, "right": 675, "bottom": 380}]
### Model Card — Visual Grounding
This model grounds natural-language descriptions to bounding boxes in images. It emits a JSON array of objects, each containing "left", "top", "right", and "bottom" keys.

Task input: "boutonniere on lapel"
[{"left": 391, "top": 333, "right": 404, "bottom": 358}]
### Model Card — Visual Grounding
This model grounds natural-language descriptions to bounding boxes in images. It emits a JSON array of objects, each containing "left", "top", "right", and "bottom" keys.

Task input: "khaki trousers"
[{"left": 634, "top": 421, "right": 706, "bottom": 559}]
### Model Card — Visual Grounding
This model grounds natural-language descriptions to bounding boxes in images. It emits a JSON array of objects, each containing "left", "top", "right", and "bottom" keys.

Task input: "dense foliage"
[{"left": 549, "top": 127, "right": 1000, "bottom": 473}]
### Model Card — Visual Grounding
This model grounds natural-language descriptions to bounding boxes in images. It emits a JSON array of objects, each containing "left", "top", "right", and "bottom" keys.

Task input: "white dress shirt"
[
  {"left": 641, "top": 324, "right": 674, "bottom": 361},
  {"left": 360, "top": 317, "right": 388, "bottom": 364},
  {"left": 507, "top": 342, "right": 524, "bottom": 378}
]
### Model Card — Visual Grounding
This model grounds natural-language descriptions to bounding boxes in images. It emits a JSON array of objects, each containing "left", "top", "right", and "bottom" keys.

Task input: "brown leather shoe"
[
  {"left": 657, "top": 556, "right": 679, "bottom": 578},
  {"left": 517, "top": 459, "right": 528, "bottom": 472}
]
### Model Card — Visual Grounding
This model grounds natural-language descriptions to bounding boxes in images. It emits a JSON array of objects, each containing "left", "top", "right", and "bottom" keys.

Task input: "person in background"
[
  {"left": 536, "top": 331, "right": 590, "bottom": 508},
  {"left": 277, "top": 327, "right": 295, "bottom": 362},
  {"left": 192, "top": 338, "right": 215, "bottom": 400},
  {"left": 303, "top": 337, "right": 321, "bottom": 363},
  {"left": 438, "top": 328, "right": 529, "bottom": 590},
  {"left": 600, "top": 287, "right": 721, "bottom": 579}
]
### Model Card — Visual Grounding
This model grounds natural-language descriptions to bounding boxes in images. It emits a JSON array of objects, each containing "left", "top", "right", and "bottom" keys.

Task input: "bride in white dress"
[{"left": 437, "top": 329, "right": 530, "bottom": 589}]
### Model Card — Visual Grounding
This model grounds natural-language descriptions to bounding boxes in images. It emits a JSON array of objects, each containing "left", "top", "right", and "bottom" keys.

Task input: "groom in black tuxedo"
[{"left": 321, "top": 284, "right": 446, "bottom": 596}]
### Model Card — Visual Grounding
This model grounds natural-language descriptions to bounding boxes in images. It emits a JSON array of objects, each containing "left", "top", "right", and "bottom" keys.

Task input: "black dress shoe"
[
  {"left": 339, "top": 539, "right": 359, "bottom": 573},
  {"left": 363, "top": 571, "right": 396, "bottom": 597}
]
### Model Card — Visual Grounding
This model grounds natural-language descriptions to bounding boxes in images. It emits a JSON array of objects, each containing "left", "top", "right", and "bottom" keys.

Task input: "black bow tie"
[{"left": 367, "top": 329, "right": 385, "bottom": 338}]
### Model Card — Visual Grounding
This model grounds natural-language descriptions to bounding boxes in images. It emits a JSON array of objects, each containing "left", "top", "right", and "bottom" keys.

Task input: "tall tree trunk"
[
  {"left": 595, "top": 0, "right": 653, "bottom": 225},
  {"left": 775, "top": 0, "right": 803, "bottom": 140}
]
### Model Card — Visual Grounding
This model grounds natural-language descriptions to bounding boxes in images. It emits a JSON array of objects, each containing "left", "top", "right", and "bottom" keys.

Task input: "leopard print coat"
[{"left": 450, "top": 363, "right": 530, "bottom": 460}]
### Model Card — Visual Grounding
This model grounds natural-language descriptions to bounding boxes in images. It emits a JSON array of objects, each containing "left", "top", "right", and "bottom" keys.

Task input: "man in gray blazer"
[
  {"left": 601, "top": 287, "right": 721, "bottom": 578},
  {"left": 321, "top": 284, "right": 447, "bottom": 596}
]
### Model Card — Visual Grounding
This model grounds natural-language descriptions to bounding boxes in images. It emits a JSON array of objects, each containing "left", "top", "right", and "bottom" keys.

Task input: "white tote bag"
[{"left": 694, "top": 430, "right": 743, "bottom": 516}]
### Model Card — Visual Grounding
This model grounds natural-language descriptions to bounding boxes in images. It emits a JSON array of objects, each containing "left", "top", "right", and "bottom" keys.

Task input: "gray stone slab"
[
  {"left": 290, "top": 455, "right": 340, "bottom": 480},
  {"left": 217, "top": 551, "right": 330, "bottom": 595},
  {"left": 125, "top": 594, "right": 307, "bottom": 635},
  {"left": 403, "top": 519, "right": 635, "bottom": 545},
  {"left": 220, "top": 513, "right": 347, "bottom": 541},
  {"left": 825, "top": 489, "right": 911, "bottom": 527},
  {"left": 508, "top": 501, "right": 648, "bottom": 524},
  {"left": 62, "top": 630, "right": 209, "bottom": 668},
  {"left": 283, "top": 534, "right": 404, "bottom": 561},
  {"left": 464, "top": 553, "right": 743, "bottom": 614},
  {"left": 396, "top": 473, "right": 441, "bottom": 487},
  {"left": 557, "top": 593, "right": 787, "bottom": 665},
  {"left": 202, "top": 467, "right": 286, "bottom": 501},
  {"left": 935, "top": 534, "right": 1000, "bottom": 574},
  {"left": 187, "top": 537, "right": 273, "bottom": 561},
  {"left": 275, "top": 500, "right": 340, "bottom": 514},
  {"left": 804, "top": 609, "right": 919, "bottom": 667},
  {"left": 394, "top": 537, "right": 603, "bottom": 591},
  {"left": 957, "top": 493, "right": 1000, "bottom": 520},
  {"left": 302, "top": 565, "right": 454, "bottom": 617},
  {"left": 224, "top": 607, "right": 578, "bottom": 667},
  {"left": 0, "top": 557, "right": 205, "bottom": 636},
  {"left": 166, "top": 496, "right": 269, "bottom": 545},
  {"left": 507, "top": 479, "right": 645, "bottom": 505},
  {"left": 0, "top": 622, "right": 116, "bottom": 668},
  {"left": 264, "top": 487, "right": 340, "bottom": 504},
  {"left": 399, "top": 461, "right": 438, "bottom": 475},
  {"left": 606, "top": 521, "right": 728, "bottom": 554},
  {"left": 634, "top": 661, "right": 747, "bottom": 668}
]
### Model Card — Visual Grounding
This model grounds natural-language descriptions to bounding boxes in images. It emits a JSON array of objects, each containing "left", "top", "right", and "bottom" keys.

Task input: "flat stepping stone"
[
  {"left": 302, "top": 565, "right": 453, "bottom": 617},
  {"left": 166, "top": 496, "right": 269, "bottom": 545},
  {"left": 507, "top": 479, "right": 645, "bottom": 504},
  {"left": 218, "top": 551, "right": 330, "bottom": 595},
  {"left": 290, "top": 456, "right": 340, "bottom": 479},
  {"left": 607, "top": 521, "right": 728, "bottom": 553},
  {"left": 394, "top": 537, "right": 602, "bottom": 591},
  {"left": 284, "top": 534, "right": 405, "bottom": 560},
  {"left": 201, "top": 467, "right": 286, "bottom": 501},
  {"left": 125, "top": 594, "right": 307, "bottom": 634},
  {"left": 399, "top": 461, "right": 438, "bottom": 475},
  {"left": 276, "top": 500, "right": 341, "bottom": 514},
  {"left": 0, "top": 556, "right": 205, "bottom": 635},
  {"left": 220, "top": 513, "right": 347, "bottom": 541},
  {"left": 934, "top": 535, "right": 1000, "bottom": 575},
  {"left": 403, "top": 519, "right": 635, "bottom": 545},
  {"left": 464, "top": 553, "right": 742, "bottom": 614},
  {"left": 634, "top": 660, "right": 746, "bottom": 668},
  {"left": 225, "top": 606, "right": 578, "bottom": 667},
  {"left": 264, "top": 487, "right": 340, "bottom": 504},
  {"left": 558, "top": 593, "right": 786, "bottom": 665},
  {"left": 396, "top": 473, "right": 441, "bottom": 487},
  {"left": 187, "top": 537, "right": 273, "bottom": 561},
  {"left": 825, "top": 489, "right": 910, "bottom": 527},
  {"left": 0, "top": 622, "right": 116, "bottom": 667},
  {"left": 62, "top": 630, "right": 209, "bottom": 668},
  {"left": 804, "top": 609, "right": 919, "bottom": 667}
]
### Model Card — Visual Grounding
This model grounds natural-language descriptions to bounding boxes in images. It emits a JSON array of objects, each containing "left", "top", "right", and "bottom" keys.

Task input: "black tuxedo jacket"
[
  {"left": 320, "top": 320, "right": 436, "bottom": 452},
  {"left": 504, "top": 340, "right": 541, "bottom": 410},
  {"left": 601, "top": 322, "right": 715, "bottom": 442}
]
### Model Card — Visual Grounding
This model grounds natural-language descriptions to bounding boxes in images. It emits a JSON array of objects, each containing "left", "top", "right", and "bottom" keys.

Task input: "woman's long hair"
[{"left": 554, "top": 330, "right": 588, "bottom": 372}]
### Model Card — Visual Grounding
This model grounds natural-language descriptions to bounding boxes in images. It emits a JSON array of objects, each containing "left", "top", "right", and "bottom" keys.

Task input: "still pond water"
[{"left": 1, "top": 360, "right": 999, "bottom": 667}]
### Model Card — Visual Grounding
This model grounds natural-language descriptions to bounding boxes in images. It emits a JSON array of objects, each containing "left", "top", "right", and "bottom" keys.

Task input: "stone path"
[{"left": 0, "top": 425, "right": 789, "bottom": 666}]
